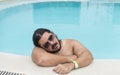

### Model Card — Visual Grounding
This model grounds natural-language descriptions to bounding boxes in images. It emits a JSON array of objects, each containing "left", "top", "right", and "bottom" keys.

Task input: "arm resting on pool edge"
[
  {"left": 53, "top": 50, "right": 93, "bottom": 74},
  {"left": 53, "top": 40, "right": 93, "bottom": 74},
  {"left": 31, "top": 47, "right": 77, "bottom": 67},
  {"left": 65, "top": 40, "right": 93, "bottom": 69},
  {"left": 73, "top": 40, "right": 93, "bottom": 68}
]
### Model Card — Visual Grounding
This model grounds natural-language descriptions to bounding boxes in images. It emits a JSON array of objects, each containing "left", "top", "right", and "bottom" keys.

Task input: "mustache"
[{"left": 52, "top": 43, "right": 58, "bottom": 49}]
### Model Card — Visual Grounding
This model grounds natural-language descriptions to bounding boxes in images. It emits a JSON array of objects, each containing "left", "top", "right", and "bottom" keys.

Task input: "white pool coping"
[
  {"left": 0, "top": 0, "right": 120, "bottom": 11},
  {"left": 0, "top": 52, "right": 120, "bottom": 75},
  {"left": 0, "top": 0, "right": 88, "bottom": 10}
]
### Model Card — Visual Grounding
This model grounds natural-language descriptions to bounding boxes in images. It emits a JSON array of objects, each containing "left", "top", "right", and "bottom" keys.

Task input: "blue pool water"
[{"left": 0, "top": 2, "right": 120, "bottom": 59}]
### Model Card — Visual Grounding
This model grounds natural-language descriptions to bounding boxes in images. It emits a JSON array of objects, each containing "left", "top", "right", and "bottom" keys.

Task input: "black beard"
[{"left": 46, "top": 40, "right": 61, "bottom": 53}]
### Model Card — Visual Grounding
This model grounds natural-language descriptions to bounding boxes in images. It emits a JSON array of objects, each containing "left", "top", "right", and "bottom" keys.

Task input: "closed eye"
[
  {"left": 48, "top": 35, "right": 54, "bottom": 41},
  {"left": 44, "top": 42, "right": 50, "bottom": 48}
]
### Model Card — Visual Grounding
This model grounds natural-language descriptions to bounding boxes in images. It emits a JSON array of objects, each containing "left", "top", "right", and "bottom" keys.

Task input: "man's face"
[{"left": 38, "top": 32, "right": 61, "bottom": 53}]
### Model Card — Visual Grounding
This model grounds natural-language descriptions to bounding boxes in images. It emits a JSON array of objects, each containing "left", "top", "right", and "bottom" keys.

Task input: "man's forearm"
[
  {"left": 37, "top": 53, "right": 76, "bottom": 67},
  {"left": 59, "top": 51, "right": 93, "bottom": 70}
]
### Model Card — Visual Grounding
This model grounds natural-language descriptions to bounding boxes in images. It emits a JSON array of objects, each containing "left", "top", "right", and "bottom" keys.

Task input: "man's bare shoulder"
[
  {"left": 32, "top": 47, "right": 44, "bottom": 52},
  {"left": 62, "top": 39, "right": 84, "bottom": 49},
  {"left": 62, "top": 39, "right": 79, "bottom": 43},
  {"left": 32, "top": 47, "right": 46, "bottom": 56}
]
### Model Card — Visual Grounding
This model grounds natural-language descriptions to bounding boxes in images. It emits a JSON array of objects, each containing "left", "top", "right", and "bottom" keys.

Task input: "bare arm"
[
  {"left": 31, "top": 47, "right": 76, "bottom": 67},
  {"left": 53, "top": 40, "right": 93, "bottom": 74},
  {"left": 72, "top": 40, "right": 93, "bottom": 68}
]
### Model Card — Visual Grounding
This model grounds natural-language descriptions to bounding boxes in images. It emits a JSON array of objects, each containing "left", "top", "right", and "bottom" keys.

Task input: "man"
[{"left": 32, "top": 28, "right": 93, "bottom": 74}]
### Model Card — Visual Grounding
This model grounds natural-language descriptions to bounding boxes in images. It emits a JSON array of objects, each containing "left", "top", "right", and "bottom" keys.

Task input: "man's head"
[{"left": 33, "top": 28, "right": 61, "bottom": 53}]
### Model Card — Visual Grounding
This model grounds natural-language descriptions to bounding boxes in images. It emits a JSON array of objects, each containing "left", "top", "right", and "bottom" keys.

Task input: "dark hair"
[{"left": 32, "top": 28, "right": 52, "bottom": 47}]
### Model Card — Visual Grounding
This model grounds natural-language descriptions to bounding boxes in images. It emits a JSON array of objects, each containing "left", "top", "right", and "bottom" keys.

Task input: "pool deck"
[
  {"left": 0, "top": 0, "right": 120, "bottom": 10},
  {"left": 0, "top": 52, "right": 120, "bottom": 75}
]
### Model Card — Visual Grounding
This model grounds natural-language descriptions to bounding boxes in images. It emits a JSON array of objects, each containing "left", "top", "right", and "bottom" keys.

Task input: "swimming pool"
[{"left": 0, "top": 1, "right": 120, "bottom": 59}]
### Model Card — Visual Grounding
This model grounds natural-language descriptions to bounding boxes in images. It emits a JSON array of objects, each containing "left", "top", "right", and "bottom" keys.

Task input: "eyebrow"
[
  {"left": 43, "top": 35, "right": 52, "bottom": 48},
  {"left": 48, "top": 35, "right": 52, "bottom": 40}
]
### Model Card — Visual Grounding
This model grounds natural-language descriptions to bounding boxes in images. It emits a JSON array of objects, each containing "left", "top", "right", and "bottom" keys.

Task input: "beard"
[{"left": 46, "top": 35, "right": 61, "bottom": 53}]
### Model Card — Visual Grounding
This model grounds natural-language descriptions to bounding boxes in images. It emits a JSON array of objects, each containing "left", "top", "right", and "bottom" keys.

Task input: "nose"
[{"left": 48, "top": 41, "right": 54, "bottom": 45}]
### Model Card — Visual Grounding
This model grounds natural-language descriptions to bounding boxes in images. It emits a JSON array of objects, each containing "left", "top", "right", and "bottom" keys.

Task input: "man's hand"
[{"left": 53, "top": 63, "right": 75, "bottom": 74}]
